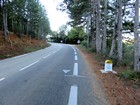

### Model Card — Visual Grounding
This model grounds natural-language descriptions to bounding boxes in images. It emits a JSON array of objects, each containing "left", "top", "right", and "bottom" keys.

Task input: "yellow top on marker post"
[{"left": 105, "top": 60, "right": 112, "bottom": 64}]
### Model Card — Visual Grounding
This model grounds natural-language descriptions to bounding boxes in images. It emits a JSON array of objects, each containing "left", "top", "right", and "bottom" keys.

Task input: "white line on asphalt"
[
  {"left": 43, "top": 54, "right": 51, "bottom": 59},
  {"left": 19, "top": 60, "right": 39, "bottom": 71},
  {"left": 72, "top": 47, "right": 76, "bottom": 51},
  {"left": 73, "top": 63, "right": 78, "bottom": 76},
  {"left": 75, "top": 52, "right": 77, "bottom": 55},
  {"left": 75, "top": 55, "right": 78, "bottom": 61},
  {"left": 0, "top": 78, "right": 5, "bottom": 82},
  {"left": 13, "top": 54, "right": 27, "bottom": 59},
  {"left": 68, "top": 85, "right": 78, "bottom": 105},
  {"left": 65, "top": 75, "right": 86, "bottom": 78}
]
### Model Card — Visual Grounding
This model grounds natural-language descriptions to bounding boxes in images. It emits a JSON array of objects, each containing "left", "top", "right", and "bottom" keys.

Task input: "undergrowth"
[{"left": 119, "top": 70, "right": 140, "bottom": 81}]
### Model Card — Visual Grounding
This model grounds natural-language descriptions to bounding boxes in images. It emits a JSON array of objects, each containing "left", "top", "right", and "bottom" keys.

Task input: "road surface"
[{"left": 0, "top": 43, "right": 108, "bottom": 105}]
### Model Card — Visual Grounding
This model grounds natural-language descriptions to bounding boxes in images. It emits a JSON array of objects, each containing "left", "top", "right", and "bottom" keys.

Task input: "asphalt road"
[{"left": 0, "top": 43, "right": 108, "bottom": 105}]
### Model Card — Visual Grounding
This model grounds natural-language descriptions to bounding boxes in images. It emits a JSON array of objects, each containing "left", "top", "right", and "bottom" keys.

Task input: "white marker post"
[
  {"left": 104, "top": 60, "right": 113, "bottom": 72},
  {"left": 101, "top": 60, "right": 117, "bottom": 74}
]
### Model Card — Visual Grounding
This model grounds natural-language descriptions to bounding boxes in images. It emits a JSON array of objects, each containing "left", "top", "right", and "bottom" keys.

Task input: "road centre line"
[
  {"left": 19, "top": 60, "right": 39, "bottom": 71},
  {"left": 73, "top": 63, "right": 78, "bottom": 76},
  {"left": 75, "top": 52, "right": 77, "bottom": 55},
  {"left": 75, "top": 55, "right": 78, "bottom": 61},
  {"left": 68, "top": 85, "right": 78, "bottom": 105},
  {"left": 0, "top": 78, "right": 5, "bottom": 82}
]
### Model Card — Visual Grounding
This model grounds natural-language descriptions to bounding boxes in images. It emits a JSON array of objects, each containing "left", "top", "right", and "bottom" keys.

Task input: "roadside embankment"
[{"left": 0, "top": 31, "right": 49, "bottom": 59}]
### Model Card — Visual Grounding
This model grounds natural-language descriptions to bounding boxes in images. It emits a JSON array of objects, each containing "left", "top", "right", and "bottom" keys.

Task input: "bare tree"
[{"left": 134, "top": 0, "right": 140, "bottom": 72}]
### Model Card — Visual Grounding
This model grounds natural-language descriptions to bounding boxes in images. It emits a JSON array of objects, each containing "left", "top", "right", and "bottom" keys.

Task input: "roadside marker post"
[{"left": 100, "top": 60, "right": 117, "bottom": 74}]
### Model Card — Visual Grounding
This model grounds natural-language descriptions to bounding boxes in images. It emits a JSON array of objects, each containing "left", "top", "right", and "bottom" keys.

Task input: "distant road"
[{"left": 0, "top": 43, "right": 108, "bottom": 105}]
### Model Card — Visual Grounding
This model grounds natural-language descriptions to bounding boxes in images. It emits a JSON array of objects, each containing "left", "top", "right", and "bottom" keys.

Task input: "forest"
[
  {"left": 0, "top": 0, "right": 51, "bottom": 39},
  {"left": 58, "top": 0, "right": 140, "bottom": 73},
  {"left": 0, "top": 0, "right": 51, "bottom": 58}
]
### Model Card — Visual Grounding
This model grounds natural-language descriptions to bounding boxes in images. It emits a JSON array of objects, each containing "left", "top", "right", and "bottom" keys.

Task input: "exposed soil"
[
  {"left": 0, "top": 31, "right": 49, "bottom": 59},
  {"left": 76, "top": 45, "right": 140, "bottom": 105}
]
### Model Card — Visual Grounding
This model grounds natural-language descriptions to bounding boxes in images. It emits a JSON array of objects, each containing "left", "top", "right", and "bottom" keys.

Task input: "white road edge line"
[
  {"left": 75, "top": 55, "right": 78, "bottom": 61},
  {"left": 19, "top": 60, "right": 39, "bottom": 71},
  {"left": 13, "top": 54, "right": 27, "bottom": 59},
  {"left": 0, "top": 77, "right": 5, "bottom": 82},
  {"left": 68, "top": 85, "right": 78, "bottom": 105},
  {"left": 43, "top": 54, "right": 51, "bottom": 59},
  {"left": 73, "top": 63, "right": 78, "bottom": 76}
]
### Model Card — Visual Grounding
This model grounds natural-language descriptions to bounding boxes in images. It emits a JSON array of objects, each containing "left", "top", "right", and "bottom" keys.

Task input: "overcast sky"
[{"left": 39, "top": 0, "right": 69, "bottom": 31}]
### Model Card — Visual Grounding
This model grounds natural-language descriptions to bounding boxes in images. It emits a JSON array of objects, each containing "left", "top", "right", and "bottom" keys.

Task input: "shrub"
[
  {"left": 122, "top": 43, "right": 134, "bottom": 67},
  {"left": 81, "top": 40, "right": 87, "bottom": 47},
  {"left": 119, "top": 70, "right": 140, "bottom": 81}
]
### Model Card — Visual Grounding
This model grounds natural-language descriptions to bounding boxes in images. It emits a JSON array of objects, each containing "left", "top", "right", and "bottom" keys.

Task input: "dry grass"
[{"left": 0, "top": 31, "right": 49, "bottom": 59}]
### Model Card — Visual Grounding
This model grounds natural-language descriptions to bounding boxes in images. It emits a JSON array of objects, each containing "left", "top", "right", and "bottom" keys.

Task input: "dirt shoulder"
[
  {"left": 76, "top": 45, "right": 140, "bottom": 105},
  {"left": 0, "top": 31, "right": 49, "bottom": 59}
]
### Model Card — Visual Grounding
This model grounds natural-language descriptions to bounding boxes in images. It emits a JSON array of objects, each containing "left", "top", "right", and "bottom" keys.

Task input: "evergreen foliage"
[{"left": 0, "top": 0, "right": 51, "bottom": 39}]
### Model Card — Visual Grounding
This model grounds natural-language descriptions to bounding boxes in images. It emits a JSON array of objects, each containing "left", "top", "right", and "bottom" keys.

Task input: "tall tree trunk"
[
  {"left": 95, "top": 0, "right": 101, "bottom": 53},
  {"left": 117, "top": 0, "right": 122, "bottom": 63},
  {"left": 109, "top": 0, "right": 119, "bottom": 57},
  {"left": 19, "top": 21, "right": 22, "bottom": 35},
  {"left": 11, "top": 17, "right": 14, "bottom": 32},
  {"left": 102, "top": 0, "right": 107, "bottom": 54},
  {"left": 2, "top": 0, "right": 8, "bottom": 37},
  {"left": 134, "top": 0, "right": 140, "bottom": 72},
  {"left": 26, "top": 22, "right": 29, "bottom": 36},
  {"left": 91, "top": 0, "right": 96, "bottom": 49},
  {"left": 86, "top": 14, "right": 91, "bottom": 48}
]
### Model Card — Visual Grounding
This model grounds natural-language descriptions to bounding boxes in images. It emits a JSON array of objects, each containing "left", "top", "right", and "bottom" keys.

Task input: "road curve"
[{"left": 0, "top": 43, "right": 108, "bottom": 105}]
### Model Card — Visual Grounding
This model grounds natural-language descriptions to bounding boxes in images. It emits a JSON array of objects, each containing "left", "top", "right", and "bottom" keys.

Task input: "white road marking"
[
  {"left": 75, "top": 52, "right": 77, "bottom": 55},
  {"left": 63, "top": 70, "right": 71, "bottom": 74},
  {"left": 75, "top": 55, "right": 78, "bottom": 61},
  {"left": 65, "top": 75, "right": 86, "bottom": 78},
  {"left": 72, "top": 47, "right": 76, "bottom": 51},
  {"left": 19, "top": 60, "right": 39, "bottom": 71},
  {"left": 73, "top": 63, "right": 78, "bottom": 76},
  {"left": 43, "top": 54, "right": 51, "bottom": 59},
  {"left": 13, "top": 54, "right": 27, "bottom": 59},
  {"left": 0, "top": 78, "right": 5, "bottom": 82},
  {"left": 68, "top": 85, "right": 78, "bottom": 105}
]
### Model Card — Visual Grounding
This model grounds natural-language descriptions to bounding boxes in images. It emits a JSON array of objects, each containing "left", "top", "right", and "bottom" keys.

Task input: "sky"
[{"left": 39, "top": 0, "right": 69, "bottom": 31}]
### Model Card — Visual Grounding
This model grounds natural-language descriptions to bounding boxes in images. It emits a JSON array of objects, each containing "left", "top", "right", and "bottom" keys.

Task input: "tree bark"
[
  {"left": 2, "top": 0, "right": 8, "bottom": 37},
  {"left": 134, "top": 0, "right": 140, "bottom": 72},
  {"left": 11, "top": 17, "right": 14, "bottom": 32},
  {"left": 102, "top": 0, "right": 107, "bottom": 54},
  {"left": 109, "top": 0, "right": 119, "bottom": 57},
  {"left": 117, "top": 0, "right": 123, "bottom": 63},
  {"left": 95, "top": 0, "right": 101, "bottom": 53},
  {"left": 91, "top": 0, "right": 96, "bottom": 49}
]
